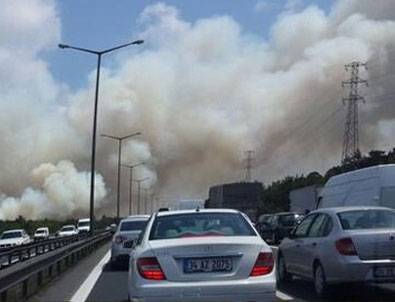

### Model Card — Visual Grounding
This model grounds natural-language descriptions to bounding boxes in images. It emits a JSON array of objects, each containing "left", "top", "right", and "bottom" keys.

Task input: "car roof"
[
  {"left": 62, "top": 225, "right": 75, "bottom": 228},
  {"left": 311, "top": 206, "right": 394, "bottom": 214},
  {"left": 121, "top": 215, "right": 150, "bottom": 222},
  {"left": 156, "top": 208, "right": 240, "bottom": 217},
  {"left": 78, "top": 218, "right": 90, "bottom": 222},
  {"left": 275, "top": 212, "right": 302, "bottom": 216},
  {"left": 36, "top": 227, "right": 48, "bottom": 230},
  {"left": 3, "top": 229, "right": 24, "bottom": 233}
]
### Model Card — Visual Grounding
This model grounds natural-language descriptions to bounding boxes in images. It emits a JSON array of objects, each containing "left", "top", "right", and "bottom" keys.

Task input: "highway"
[{"left": 27, "top": 244, "right": 395, "bottom": 302}]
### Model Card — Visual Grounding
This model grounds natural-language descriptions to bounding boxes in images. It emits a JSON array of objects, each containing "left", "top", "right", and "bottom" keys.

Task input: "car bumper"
[
  {"left": 129, "top": 277, "right": 276, "bottom": 302},
  {"left": 326, "top": 257, "right": 395, "bottom": 284},
  {"left": 111, "top": 244, "right": 132, "bottom": 263}
]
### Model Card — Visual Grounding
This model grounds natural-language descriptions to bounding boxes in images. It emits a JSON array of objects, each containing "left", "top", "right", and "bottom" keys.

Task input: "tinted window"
[
  {"left": 294, "top": 214, "right": 316, "bottom": 238},
  {"left": 36, "top": 230, "right": 46, "bottom": 234},
  {"left": 149, "top": 213, "right": 256, "bottom": 240},
  {"left": 1, "top": 232, "right": 23, "bottom": 239},
  {"left": 78, "top": 221, "right": 90, "bottom": 227},
  {"left": 338, "top": 210, "right": 395, "bottom": 230},
  {"left": 120, "top": 220, "right": 147, "bottom": 232}
]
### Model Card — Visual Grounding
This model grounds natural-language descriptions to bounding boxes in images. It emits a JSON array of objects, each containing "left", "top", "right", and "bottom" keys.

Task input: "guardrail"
[
  {"left": 0, "top": 231, "right": 112, "bottom": 302},
  {"left": 0, "top": 233, "right": 90, "bottom": 269}
]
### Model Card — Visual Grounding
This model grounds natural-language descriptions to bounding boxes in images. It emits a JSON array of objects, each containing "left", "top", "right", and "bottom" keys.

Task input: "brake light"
[
  {"left": 137, "top": 257, "right": 166, "bottom": 280},
  {"left": 335, "top": 237, "right": 357, "bottom": 256},
  {"left": 250, "top": 252, "right": 274, "bottom": 277},
  {"left": 114, "top": 235, "right": 126, "bottom": 244}
]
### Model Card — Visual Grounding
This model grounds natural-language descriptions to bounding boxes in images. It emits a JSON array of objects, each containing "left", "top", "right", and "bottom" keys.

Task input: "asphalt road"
[{"left": 28, "top": 244, "right": 395, "bottom": 302}]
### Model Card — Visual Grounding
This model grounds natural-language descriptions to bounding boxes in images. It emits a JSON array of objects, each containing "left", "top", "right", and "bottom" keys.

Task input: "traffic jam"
[{"left": 108, "top": 166, "right": 395, "bottom": 302}]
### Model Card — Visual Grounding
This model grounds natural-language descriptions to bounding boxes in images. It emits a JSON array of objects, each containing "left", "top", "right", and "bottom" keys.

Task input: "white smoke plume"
[
  {"left": 1, "top": 0, "right": 395, "bottom": 219},
  {"left": 0, "top": 161, "right": 106, "bottom": 220}
]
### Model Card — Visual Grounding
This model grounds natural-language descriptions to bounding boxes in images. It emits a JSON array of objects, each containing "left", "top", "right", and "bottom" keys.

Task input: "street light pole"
[
  {"left": 134, "top": 177, "right": 149, "bottom": 214},
  {"left": 101, "top": 132, "right": 141, "bottom": 219},
  {"left": 121, "top": 162, "right": 145, "bottom": 215},
  {"left": 59, "top": 40, "right": 144, "bottom": 235}
]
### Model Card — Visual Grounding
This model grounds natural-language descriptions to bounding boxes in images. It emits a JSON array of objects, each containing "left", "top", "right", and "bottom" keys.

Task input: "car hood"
[{"left": 0, "top": 238, "right": 24, "bottom": 245}]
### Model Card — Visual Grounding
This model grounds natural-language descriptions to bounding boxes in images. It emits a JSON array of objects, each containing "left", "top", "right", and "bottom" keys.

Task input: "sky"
[
  {"left": 48, "top": 0, "right": 333, "bottom": 90},
  {"left": 1, "top": 0, "right": 395, "bottom": 219}
]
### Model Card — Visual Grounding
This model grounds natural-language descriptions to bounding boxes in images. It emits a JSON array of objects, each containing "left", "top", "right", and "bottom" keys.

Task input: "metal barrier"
[{"left": 0, "top": 231, "right": 111, "bottom": 302}]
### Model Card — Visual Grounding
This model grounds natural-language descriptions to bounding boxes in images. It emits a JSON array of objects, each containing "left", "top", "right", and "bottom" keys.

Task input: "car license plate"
[
  {"left": 183, "top": 257, "right": 232, "bottom": 273},
  {"left": 373, "top": 267, "right": 395, "bottom": 278}
]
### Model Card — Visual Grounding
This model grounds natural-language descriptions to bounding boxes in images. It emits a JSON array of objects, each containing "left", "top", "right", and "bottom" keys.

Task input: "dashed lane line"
[{"left": 70, "top": 249, "right": 111, "bottom": 302}]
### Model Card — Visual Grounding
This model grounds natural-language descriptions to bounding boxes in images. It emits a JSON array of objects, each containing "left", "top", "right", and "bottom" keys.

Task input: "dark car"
[{"left": 259, "top": 212, "right": 303, "bottom": 244}]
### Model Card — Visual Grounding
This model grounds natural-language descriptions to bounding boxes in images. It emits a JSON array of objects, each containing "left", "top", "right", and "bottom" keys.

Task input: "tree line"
[{"left": 260, "top": 148, "right": 395, "bottom": 214}]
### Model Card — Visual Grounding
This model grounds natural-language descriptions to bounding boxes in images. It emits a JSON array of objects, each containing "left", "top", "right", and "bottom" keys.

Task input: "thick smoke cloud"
[{"left": 1, "top": 0, "right": 395, "bottom": 219}]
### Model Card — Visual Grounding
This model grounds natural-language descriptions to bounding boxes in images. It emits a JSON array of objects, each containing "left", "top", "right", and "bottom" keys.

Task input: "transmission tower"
[
  {"left": 244, "top": 150, "right": 255, "bottom": 182},
  {"left": 341, "top": 61, "right": 368, "bottom": 164}
]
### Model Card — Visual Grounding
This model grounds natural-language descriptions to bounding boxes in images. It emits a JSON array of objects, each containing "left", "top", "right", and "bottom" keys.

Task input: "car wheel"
[
  {"left": 314, "top": 263, "right": 329, "bottom": 298},
  {"left": 277, "top": 254, "right": 292, "bottom": 284}
]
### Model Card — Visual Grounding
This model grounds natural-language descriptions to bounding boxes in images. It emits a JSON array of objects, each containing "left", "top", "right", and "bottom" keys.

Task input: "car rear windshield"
[
  {"left": 149, "top": 212, "right": 256, "bottom": 240},
  {"left": 78, "top": 221, "right": 90, "bottom": 227},
  {"left": 61, "top": 227, "right": 74, "bottom": 232},
  {"left": 1, "top": 232, "right": 22, "bottom": 239},
  {"left": 278, "top": 214, "right": 299, "bottom": 227},
  {"left": 338, "top": 210, "right": 395, "bottom": 230},
  {"left": 120, "top": 220, "right": 147, "bottom": 232},
  {"left": 36, "top": 230, "right": 46, "bottom": 234}
]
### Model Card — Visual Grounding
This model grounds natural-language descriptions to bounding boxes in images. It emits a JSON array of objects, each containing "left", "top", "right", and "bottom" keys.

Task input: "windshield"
[
  {"left": 149, "top": 213, "right": 256, "bottom": 240},
  {"left": 1, "top": 231, "right": 23, "bottom": 239},
  {"left": 120, "top": 220, "right": 147, "bottom": 232},
  {"left": 338, "top": 210, "right": 395, "bottom": 230},
  {"left": 278, "top": 214, "right": 299, "bottom": 227},
  {"left": 61, "top": 227, "right": 75, "bottom": 232},
  {"left": 78, "top": 221, "right": 90, "bottom": 227},
  {"left": 35, "top": 230, "right": 46, "bottom": 234}
]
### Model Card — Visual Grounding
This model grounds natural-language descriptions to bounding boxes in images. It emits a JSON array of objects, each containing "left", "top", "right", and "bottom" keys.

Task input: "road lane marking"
[
  {"left": 70, "top": 249, "right": 111, "bottom": 302},
  {"left": 276, "top": 290, "right": 294, "bottom": 300}
]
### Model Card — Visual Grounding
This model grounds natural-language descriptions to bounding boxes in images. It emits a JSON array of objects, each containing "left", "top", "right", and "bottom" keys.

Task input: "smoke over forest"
[{"left": 1, "top": 0, "right": 395, "bottom": 219}]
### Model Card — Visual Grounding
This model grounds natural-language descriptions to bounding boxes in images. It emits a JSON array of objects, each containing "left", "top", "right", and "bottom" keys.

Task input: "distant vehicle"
[
  {"left": 259, "top": 212, "right": 303, "bottom": 244},
  {"left": 290, "top": 185, "right": 322, "bottom": 213},
  {"left": 77, "top": 218, "right": 90, "bottom": 234},
  {"left": 277, "top": 206, "right": 395, "bottom": 297},
  {"left": 176, "top": 199, "right": 205, "bottom": 210},
  {"left": 0, "top": 229, "right": 30, "bottom": 248},
  {"left": 128, "top": 209, "right": 276, "bottom": 302},
  {"left": 57, "top": 225, "right": 78, "bottom": 237},
  {"left": 111, "top": 215, "right": 150, "bottom": 268},
  {"left": 256, "top": 214, "right": 274, "bottom": 235},
  {"left": 318, "top": 164, "right": 395, "bottom": 210},
  {"left": 33, "top": 227, "right": 49, "bottom": 240}
]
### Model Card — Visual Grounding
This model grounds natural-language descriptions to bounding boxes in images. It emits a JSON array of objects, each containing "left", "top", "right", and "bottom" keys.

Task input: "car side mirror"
[{"left": 131, "top": 239, "right": 138, "bottom": 249}]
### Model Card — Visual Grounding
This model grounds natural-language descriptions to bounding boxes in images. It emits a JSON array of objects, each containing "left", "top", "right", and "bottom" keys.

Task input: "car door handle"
[{"left": 311, "top": 242, "right": 317, "bottom": 247}]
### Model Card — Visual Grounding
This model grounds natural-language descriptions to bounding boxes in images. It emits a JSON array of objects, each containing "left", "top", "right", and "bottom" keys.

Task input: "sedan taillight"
[
  {"left": 335, "top": 237, "right": 357, "bottom": 256},
  {"left": 250, "top": 252, "right": 274, "bottom": 277},
  {"left": 137, "top": 257, "right": 166, "bottom": 280}
]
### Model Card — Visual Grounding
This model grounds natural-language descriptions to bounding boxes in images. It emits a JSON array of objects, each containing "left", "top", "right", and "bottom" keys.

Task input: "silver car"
[
  {"left": 277, "top": 206, "right": 395, "bottom": 297},
  {"left": 111, "top": 215, "right": 150, "bottom": 268},
  {"left": 128, "top": 209, "right": 276, "bottom": 302}
]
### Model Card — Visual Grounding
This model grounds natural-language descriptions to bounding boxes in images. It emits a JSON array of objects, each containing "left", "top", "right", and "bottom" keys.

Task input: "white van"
[
  {"left": 77, "top": 218, "right": 90, "bottom": 233},
  {"left": 317, "top": 164, "right": 395, "bottom": 209}
]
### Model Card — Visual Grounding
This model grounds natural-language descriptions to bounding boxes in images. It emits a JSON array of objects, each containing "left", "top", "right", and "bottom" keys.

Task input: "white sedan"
[
  {"left": 0, "top": 229, "right": 30, "bottom": 248},
  {"left": 57, "top": 225, "right": 78, "bottom": 237},
  {"left": 128, "top": 209, "right": 276, "bottom": 302}
]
